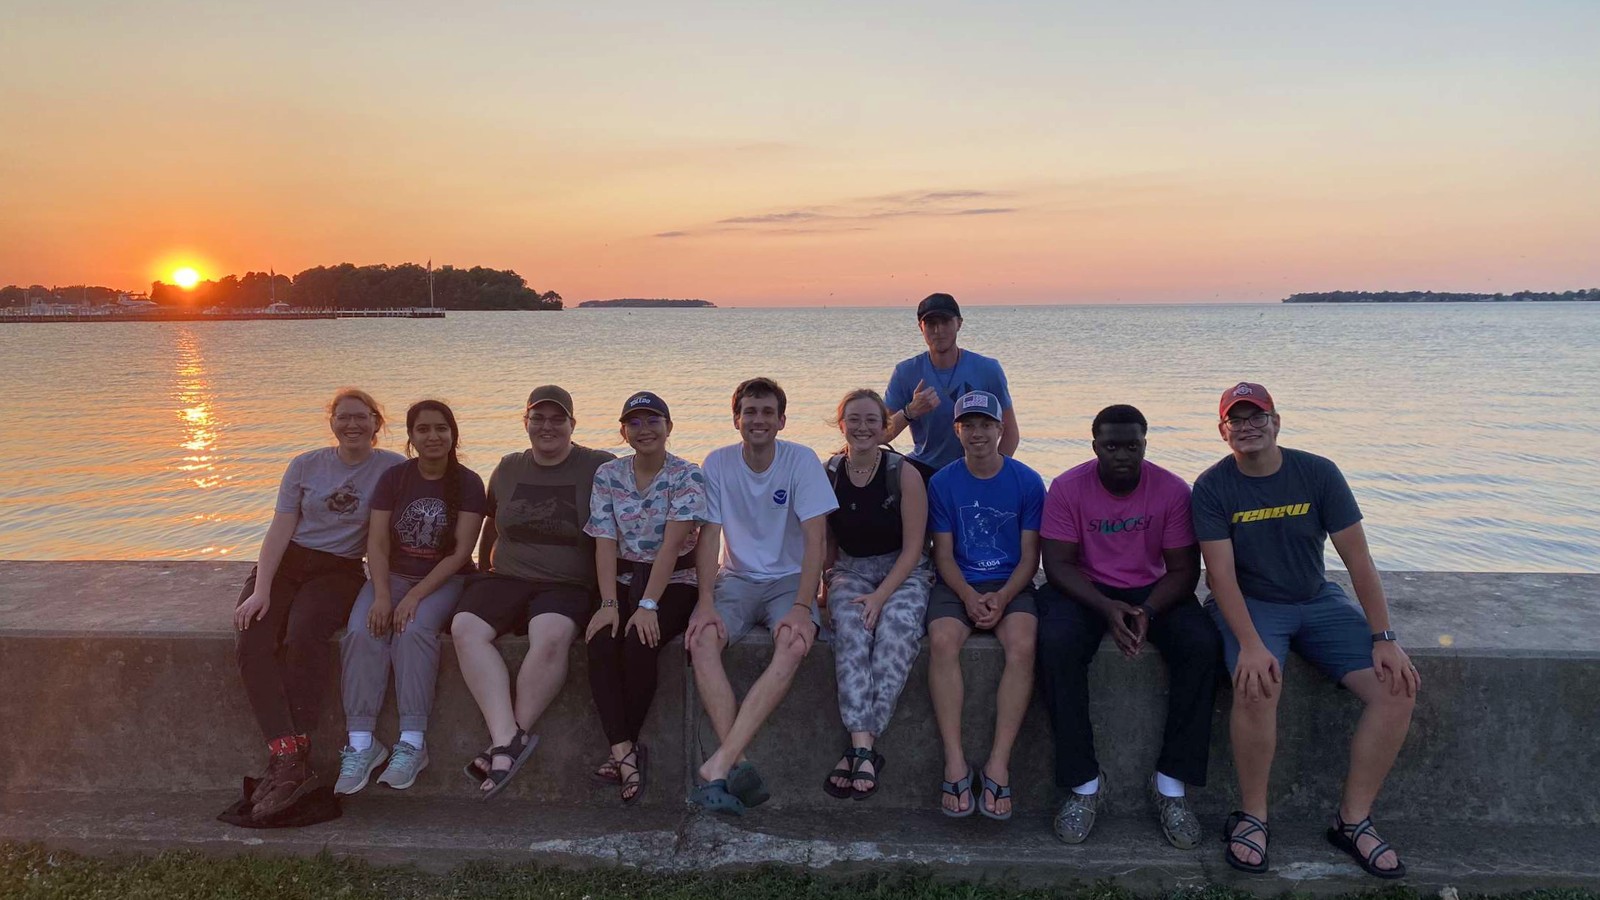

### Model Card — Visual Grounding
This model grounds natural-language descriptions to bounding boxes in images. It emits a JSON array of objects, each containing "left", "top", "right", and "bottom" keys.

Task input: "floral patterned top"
[{"left": 584, "top": 453, "right": 707, "bottom": 585}]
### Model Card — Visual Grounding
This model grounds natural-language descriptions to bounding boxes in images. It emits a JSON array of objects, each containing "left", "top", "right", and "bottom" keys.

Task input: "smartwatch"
[
  {"left": 1371, "top": 630, "right": 1397, "bottom": 643},
  {"left": 639, "top": 597, "right": 660, "bottom": 612}
]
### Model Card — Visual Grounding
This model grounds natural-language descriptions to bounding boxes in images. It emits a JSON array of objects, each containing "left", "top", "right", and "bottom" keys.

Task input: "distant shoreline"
[
  {"left": 1283, "top": 290, "right": 1597, "bottom": 304},
  {"left": 576, "top": 298, "right": 715, "bottom": 309}
]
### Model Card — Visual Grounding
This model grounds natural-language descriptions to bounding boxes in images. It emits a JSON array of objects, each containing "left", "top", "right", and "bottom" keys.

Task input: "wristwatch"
[
  {"left": 1371, "top": 630, "right": 1397, "bottom": 643},
  {"left": 639, "top": 597, "right": 659, "bottom": 612}
]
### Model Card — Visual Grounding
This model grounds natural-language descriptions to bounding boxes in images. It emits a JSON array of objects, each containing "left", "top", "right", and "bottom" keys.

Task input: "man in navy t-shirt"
[
  {"left": 884, "top": 293, "right": 1019, "bottom": 484},
  {"left": 925, "top": 390, "right": 1044, "bottom": 822},
  {"left": 1193, "top": 382, "right": 1419, "bottom": 879}
]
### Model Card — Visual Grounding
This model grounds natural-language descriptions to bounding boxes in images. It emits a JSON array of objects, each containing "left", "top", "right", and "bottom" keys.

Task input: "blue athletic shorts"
[{"left": 1205, "top": 581, "right": 1373, "bottom": 683}]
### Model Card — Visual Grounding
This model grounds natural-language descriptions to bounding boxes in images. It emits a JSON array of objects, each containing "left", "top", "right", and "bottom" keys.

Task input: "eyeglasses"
[
  {"left": 624, "top": 415, "right": 666, "bottom": 429},
  {"left": 332, "top": 414, "right": 373, "bottom": 425},
  {"left": 1224, "top": 412, "right": 1272, "bottom": 429},
  {"left": 525, "top": 413, "right": 570, "bottom": 428},
  {"left": 843, "top": 415, "right": 884, "bottom": 428}
]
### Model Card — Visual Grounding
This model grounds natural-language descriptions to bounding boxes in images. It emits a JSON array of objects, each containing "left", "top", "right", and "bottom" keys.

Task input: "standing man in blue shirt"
[
  {"left": 1194, "top": 382, "right": 1419, "bottom": 879},
  {"left": 885, "top": 293, "right": 1019, "bottom": 484}
]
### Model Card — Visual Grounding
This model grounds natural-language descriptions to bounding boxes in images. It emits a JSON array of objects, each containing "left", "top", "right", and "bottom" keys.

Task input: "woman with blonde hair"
[
  {"left": 820, "top": 388, "right": 932, "bottom": 800},
  {"left": 233, "top": 388, "right": 404, "bottom": 821}
]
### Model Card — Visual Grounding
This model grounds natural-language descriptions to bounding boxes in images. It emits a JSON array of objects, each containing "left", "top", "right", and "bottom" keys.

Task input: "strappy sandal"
[
  {"left": 851, "top": 748, "right": 885, "bottom": 802},
  {"left": 479, "top": 729, "right": 539, "bottom": 802},
  {"left": 978, "top": 767, "right": 1013, "bottom": 821},
  {"left": 618, "top": 744, "right": 647, "bottom": 806},
  {"left": 822, "top": 747, "right": 857, "bottom": 799},
  {"left": 689, "top": 779, "right": 746, "bottom": 816},
  {"left": 1327, "top": 811, "right": 1407, "bottom": 879},
  {"left": 727, "top": 761, "right": 770, "bottom": 808},
  {"left": 940, "top": 762, "right": 978, "bottom": 817},
  {"left": 590, "top": 754, "right": 622, "bottom": 786},
  {"left": 1222, "top": 810, "right": 1271, "bottom": 874}
]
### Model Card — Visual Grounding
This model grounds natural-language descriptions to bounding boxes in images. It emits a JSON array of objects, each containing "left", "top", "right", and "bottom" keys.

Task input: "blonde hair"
[
  {"left": 327, "top": 387, "right": 387, "bottom": 446},
  {"left": 832, "top": 388, "right": 893, "bottom": 455}
]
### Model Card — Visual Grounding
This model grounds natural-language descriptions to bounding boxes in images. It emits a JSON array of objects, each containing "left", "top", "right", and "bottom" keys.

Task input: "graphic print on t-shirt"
[
  {"left": 502, "top": 482, "right": 580, "bottom": 546},
  {"left": 326, "top": 480, "right": 361, "bottom": 515},
  {"left": 959, "top": 500, "right": 1017, "bottom": 568},
  {"left": 393, "top": 497, "right": 449, "bottom": 558}
]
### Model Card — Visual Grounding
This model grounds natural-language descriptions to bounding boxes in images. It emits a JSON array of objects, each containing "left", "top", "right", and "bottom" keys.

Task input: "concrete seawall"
[{"left": 2, "top": 561, "right": 1597, "bottom": 890}]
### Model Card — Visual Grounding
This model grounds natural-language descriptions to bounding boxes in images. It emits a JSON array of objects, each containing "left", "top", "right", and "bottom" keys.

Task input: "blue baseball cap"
[
  {"left": 620, "top": 390, "right": 671, "bottom": 422},
  {"left": 954, "top": 390, "right": 1003, "bottom": 422}
]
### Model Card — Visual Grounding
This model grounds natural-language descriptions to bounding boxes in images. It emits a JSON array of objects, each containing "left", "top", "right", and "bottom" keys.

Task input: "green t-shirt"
[{"left": 485, "top": 445, "right": 615, "bottom": 586}]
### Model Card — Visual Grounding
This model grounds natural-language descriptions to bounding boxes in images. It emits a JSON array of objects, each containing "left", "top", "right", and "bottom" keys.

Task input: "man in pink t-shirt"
[{"left": 1036, "top": 405, "right": 1221, "bottom": 851}]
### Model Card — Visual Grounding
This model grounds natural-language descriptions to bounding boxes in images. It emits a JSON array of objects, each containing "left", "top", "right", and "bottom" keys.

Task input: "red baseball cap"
[{"left": 1218, "top": 382, "right": 1275, "bottom": 419}]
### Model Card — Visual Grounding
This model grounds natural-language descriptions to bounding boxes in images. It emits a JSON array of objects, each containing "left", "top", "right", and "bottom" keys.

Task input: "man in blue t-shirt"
[
  {"left": 1193, "top": 382, "right": 1419, "bottom": 879},
  {"left": 884, "top": 293, "right": 1019, "bottom": 484},
  {"left": 925, "top": 390, "right": 1045, "bottom": 822}
]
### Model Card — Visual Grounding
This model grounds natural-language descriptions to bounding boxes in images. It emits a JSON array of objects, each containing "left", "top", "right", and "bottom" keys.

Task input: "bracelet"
[
  {"left": 902, "top": 405, "right": 918, "bottom": 422},
  {"left": 600, "top": 598, "right": 618, "bottom": 609}
]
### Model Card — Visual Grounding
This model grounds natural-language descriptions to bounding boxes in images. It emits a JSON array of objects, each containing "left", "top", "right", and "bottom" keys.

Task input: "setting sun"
[{"left": 172, "top": 267, "right": 201, "bottom": 289}]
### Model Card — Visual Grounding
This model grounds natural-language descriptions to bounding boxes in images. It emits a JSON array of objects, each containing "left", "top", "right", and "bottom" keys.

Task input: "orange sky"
[{"left": 3, "top": 1, "right": 1597, "bottom": 305}]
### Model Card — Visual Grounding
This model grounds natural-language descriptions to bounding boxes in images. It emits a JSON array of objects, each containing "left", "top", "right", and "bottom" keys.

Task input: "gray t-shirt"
[
  {"left": 275, "top": 446, "right": 406, "bottom": 559},
  {"left": 1191, "top": 448, "right": 1362, "bottom": 604},
  {"left": 485, "top": 445, "right": 616, "bottom": 587}
]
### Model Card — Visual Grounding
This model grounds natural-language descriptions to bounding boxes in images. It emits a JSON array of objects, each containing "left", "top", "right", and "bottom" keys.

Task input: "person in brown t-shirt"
[{"left": 450, "top": 385, "right": 615, "bottom": 799}]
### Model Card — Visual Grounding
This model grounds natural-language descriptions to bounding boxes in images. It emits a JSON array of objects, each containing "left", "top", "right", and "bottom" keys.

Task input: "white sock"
[
  {"left": 399, "top": 730, "right": 426, "bottom": 750},
  {"left": 1072, "top": 776, "right": 1100, "bottom": 795},
  {"left": 1155, "top": 772, "right": 1186, "bottom": 798},
  {"left": 348, "top": 731, "right": 373, "bottom": 751}
]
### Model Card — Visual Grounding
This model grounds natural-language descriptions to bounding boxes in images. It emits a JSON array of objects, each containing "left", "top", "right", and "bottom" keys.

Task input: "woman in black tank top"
[{"left": 820, "top": 389, "right": 934, "bottom": 801}]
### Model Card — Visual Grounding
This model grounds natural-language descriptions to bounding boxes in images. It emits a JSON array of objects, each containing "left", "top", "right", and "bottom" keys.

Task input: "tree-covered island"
[
  {"left": 576, "top": 298, "right": 716, "bottom": 308},
  {"left": 1283, "top": 289, "right": 1597, "bottom": 304}
]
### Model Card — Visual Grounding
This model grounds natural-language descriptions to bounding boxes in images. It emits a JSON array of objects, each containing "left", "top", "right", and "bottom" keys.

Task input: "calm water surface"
[{"left": 2, "top": 304, "right": 1596, "bottom": 573}]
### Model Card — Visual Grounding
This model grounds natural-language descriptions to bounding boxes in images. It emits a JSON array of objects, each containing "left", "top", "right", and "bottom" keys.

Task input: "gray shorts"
[
  {"left": 926, "top": 580, "right": 1037, "bottom": 631},
  {"left": 714, "top": 571, "right": 819, "bottom": 644}
]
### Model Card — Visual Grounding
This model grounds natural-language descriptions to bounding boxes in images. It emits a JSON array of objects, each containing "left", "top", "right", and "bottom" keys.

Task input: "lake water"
[{"left": 2, "top": 304, "right": 1596, "bottom": 573}]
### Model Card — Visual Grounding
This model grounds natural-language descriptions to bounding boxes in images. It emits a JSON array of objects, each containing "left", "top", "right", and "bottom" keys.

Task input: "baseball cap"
[
  {"left": 1218, "top": 382, "right": 1275, "bottom": 420},
  {"left": 954, "top": 390, "right": 1003, "bottom": 422},
  {"left": 916, "top": 292, "right": 961, "bottom": 321},
  {"left": 525, "top": 385, "right": 574, "bottom": 417},
  {"left": 619, "top": 390, "right": 671, "bottom": 422}
]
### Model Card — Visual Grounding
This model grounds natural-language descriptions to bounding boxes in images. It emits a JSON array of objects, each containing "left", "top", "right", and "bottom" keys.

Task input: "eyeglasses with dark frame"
[{"left": 1224, "top": 411, "right": 1273, "bottom": 430}]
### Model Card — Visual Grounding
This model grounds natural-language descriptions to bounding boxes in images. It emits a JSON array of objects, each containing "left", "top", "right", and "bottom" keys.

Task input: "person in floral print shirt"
[{"left": 582, "top": 391, "right": 708, "bottom": 803}]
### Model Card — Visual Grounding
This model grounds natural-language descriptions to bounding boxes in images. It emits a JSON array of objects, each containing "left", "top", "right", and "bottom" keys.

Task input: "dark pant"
[
  {"left": 586, "top": 581, "right": 695, "bottom": 745},
  {"left": 235, "top": 542, "right": 366, "bottom": 742},
  {"left": 1035, "top": 580, "right": 1222, "bottom": 789}
]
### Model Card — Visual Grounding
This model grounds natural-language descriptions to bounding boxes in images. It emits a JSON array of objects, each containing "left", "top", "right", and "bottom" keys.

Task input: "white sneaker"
[
  {"left": 377, "top": 741, "right": 429, "bottom": 790},
  {"left": 333, "top": 742, "right": 389, "bottom": 795}
]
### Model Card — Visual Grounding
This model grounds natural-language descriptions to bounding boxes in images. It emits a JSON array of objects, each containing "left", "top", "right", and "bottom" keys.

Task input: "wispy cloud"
[{"left": 659, "top": 188, "right": 1024, "bottom": 238}]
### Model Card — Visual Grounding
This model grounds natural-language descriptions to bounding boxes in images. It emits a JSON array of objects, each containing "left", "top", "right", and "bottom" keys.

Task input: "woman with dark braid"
[{"left": 335, "top": 399, "right": 487, "bottom": 794}]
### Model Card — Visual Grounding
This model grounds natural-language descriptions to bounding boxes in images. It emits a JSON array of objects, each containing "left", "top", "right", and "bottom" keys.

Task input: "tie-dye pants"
[{"left": 828, "top": 551, "right": 934, "bottom": 735}]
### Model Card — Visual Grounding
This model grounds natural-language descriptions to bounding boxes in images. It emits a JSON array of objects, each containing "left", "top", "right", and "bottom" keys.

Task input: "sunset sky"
[{"left": 4, "top": 0, "right": 1597, "bottom": 305}]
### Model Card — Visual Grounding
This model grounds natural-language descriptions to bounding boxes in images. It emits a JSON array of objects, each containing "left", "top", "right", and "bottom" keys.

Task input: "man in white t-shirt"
[{"left": 686, "top": 377, "right": 839, "bottom": 815}]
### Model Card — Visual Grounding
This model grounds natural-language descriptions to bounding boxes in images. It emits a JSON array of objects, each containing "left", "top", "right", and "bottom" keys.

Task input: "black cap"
[
  {"left": 916, "top": 292, "right": 961, "bottom": 321},
  {"left": 526, "top": 385, "right": 574, "bottom": 416},
  {"left": 619, "top": 390, "right": 671, "bottom": 422}
]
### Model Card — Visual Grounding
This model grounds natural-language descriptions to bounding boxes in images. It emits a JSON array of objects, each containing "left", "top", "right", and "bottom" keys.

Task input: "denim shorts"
[{"left": 1205, "top": 581, "right": 1373, "bottom": 683}]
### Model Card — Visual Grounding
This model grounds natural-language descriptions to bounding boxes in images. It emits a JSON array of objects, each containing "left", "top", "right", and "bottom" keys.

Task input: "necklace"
[
  {"left": 847, "top": 449, "right": 881, "bottom": 482},
  {"left": 929, "top": 349, "right": 962, "bottom": 400}
]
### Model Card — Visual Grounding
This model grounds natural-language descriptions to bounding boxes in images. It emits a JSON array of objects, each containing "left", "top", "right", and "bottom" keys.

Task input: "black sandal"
[
  {"left": 590, "top": 754, "right": 621, "bottom": 786},
  {"left": 822, "top": 747, "right": 857, "bottom": 799},
  {"left": 1222, "top": 810, "right": 1270, "bottom": 874},
  {"left": 850, "top": 748, "right": 885, "bottom": 802},
  {"left": 479, "top": 729, "right": 539, "bottom": 802},
  {"left": 1327, "top": 812, "right": 1407, "bottom": 879},
  {"left": 618, "top": 744, "right": 648, "bottom": 805},
  {"left": 461, "top": 749, "right": 493, "bottom": 786}
]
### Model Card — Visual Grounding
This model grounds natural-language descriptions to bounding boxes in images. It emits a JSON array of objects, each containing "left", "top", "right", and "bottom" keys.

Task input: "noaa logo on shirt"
[{"left": 772, "top": 489, "right": 788, "bottom": 506}]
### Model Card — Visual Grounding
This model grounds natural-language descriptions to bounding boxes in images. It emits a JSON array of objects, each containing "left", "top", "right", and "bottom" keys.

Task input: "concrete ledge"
[{"left": 3, "top": 561, "right": 1599, "bottom": 887}]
